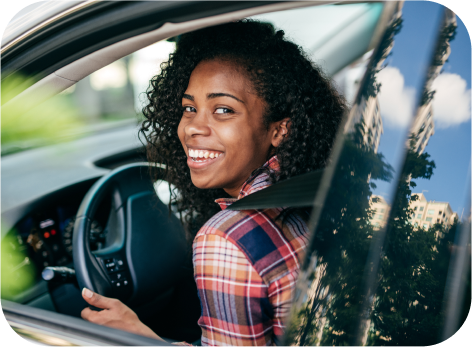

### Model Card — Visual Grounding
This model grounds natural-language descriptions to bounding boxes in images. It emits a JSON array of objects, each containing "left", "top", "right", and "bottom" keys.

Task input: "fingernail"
[{"left": 82, "top": 287, "right": 93, "bottom": 298}]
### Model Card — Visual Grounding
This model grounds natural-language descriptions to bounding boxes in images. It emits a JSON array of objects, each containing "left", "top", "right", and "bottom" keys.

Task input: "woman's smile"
[{"left": 186, "top": 147, "right": 224, "bottom": 169}]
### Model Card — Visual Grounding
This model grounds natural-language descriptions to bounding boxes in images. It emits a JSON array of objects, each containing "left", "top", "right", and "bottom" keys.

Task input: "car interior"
[
  {"left": 2, "top": 1, "right": 389, "bottom": 342},
  {"left": 2, "top": 1, "right": 470, "bottom": 345}
]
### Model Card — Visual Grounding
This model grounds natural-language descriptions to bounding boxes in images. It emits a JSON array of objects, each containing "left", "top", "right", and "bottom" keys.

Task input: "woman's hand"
[{"left": 81, "top": 287, "right": 164, "bottom": 341}]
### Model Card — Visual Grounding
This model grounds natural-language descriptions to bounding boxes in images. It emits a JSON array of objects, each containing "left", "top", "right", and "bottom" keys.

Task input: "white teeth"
[{"left": 188, "top": 149, "right": 222, "bottom": 160}]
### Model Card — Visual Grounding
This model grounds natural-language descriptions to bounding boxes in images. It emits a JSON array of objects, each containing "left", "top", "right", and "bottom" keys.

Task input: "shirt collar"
[{"left": 215, "top": 155, "right": 279, "bottom": 210}]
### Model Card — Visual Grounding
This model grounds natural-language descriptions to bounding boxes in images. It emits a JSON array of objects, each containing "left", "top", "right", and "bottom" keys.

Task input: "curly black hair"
[{"left": 140, "top": 19, "right": 346, "bottom": 236}]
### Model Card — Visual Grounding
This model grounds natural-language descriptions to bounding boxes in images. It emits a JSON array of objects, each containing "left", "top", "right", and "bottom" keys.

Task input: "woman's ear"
[{"left": 271, "top": 118, "right": 291, "bottom": 148}]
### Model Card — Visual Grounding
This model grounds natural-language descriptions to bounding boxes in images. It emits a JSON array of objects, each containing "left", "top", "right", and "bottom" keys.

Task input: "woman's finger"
[
  {"left": 81, "top": 307, "right": 101, "bottom": 323},
  {"left": 81, "top": 287, "right": 118, "bottom": 309}
]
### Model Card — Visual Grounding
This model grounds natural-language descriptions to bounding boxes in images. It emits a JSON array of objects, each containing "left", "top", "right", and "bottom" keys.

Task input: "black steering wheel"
[{"left": 72, "top": 163, "right": 188, "bottom": 309}]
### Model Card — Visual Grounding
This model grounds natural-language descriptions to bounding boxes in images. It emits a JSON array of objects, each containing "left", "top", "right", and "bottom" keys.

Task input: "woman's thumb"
[
  {"left": 81, "top": 287, "right": 106, "bottom": 307},
  {"left": 82, "top": 287, "right": 94, "bottom": 300}
]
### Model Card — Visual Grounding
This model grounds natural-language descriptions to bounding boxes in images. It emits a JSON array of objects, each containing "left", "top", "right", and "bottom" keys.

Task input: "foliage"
[
  {"left": 359, "top": 17, "right": 403, "bottom": 100},
  {"left": 419, "top": 21, "right": 457, "bottom": 106},
  {"left": 1, "top": 228, "right": 37, "bottom": 300},
  {"left": 285, "top": 95, "right": 464, "bottom": 346},
  {"left": 287, "top": 122, "right": 394, "bottom": 346},
  {"left": 1, "top": 74, "right": 84, "bottom": 155},
  {"left": 365, "top": 136, "right": 462, "bottom": 346},
  {"left": 431, "top": 23, "right": 457, "bottom": 68}
]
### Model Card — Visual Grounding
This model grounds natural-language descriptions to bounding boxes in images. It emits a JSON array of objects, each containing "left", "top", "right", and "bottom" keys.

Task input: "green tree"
[
  {"left": 367, "top": 135, "right": 461, "bottom": 346},
  {"left": 419, "top": 20, "right": 457, "bottom": 107},
  {"left": 287, "top": 121, "right": 393, "bottom": 346},
  {"left": 358, "top": 17, "right": 403, "bottom": 101},
  {"left": 1, "top": 74, "right": 84, "bottom": 155}
]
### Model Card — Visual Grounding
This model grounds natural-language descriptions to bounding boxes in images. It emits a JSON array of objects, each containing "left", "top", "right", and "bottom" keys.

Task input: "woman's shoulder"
[{"left": 195, "top": 208, "right": 310, "bottom": 284}]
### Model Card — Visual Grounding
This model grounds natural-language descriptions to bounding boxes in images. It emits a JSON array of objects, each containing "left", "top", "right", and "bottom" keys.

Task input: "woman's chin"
[{"left": 190, "top": 176, "right": 219, "bottom": 190}]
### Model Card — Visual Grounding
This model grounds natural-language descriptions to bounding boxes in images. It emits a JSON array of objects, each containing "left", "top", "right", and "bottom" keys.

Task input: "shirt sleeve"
[
  {"left": 267, "top": 271, "right": 298, "bottom": 342},
  {"left": 193, "top": 233, "right": 284, "bottom": 346}
]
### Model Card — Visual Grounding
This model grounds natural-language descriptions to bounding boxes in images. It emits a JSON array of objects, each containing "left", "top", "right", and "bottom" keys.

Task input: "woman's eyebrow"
[
  {"left": 207, "top": 93, "right": 244, "bottom": 104},
  {"left": 182, "top": 94, "right": 194, "bottom": 101}
]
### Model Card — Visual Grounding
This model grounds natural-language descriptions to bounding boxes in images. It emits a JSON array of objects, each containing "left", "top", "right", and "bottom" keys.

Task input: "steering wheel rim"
[{"left": 72, "top": 162, "right": 188, "bottom": 308}]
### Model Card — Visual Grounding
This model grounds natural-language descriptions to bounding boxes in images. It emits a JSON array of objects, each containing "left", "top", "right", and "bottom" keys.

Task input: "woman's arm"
[
  {"left": 80, "top": 288, "right": 164, "bottom": 341},
  {"left": 81, "top": 289, "right": 195, "bottom": 345}
]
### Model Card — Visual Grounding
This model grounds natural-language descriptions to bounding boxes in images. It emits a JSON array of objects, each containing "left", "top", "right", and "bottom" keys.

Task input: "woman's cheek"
[{"left": 216, "top": 122, "right": 242, "bottom": 152}]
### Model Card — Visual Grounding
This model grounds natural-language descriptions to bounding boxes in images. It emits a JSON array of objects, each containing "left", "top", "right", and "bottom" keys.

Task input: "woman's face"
[{"left": 177, "top": 59, "right": 285, "bottom": 197}]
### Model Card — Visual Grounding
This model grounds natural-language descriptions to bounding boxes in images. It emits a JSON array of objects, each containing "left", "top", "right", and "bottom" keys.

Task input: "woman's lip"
[{"left": 187, "top": 153, "right": 223, "bottom": 169}]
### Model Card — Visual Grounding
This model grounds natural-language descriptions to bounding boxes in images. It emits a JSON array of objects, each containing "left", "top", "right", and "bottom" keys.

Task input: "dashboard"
[
  {"left": 1, "top": 188, "right": 112, "bottom": 302},
  {"left": 0, "top": 173, "right": 123, "bottom": 303},
  {"left": 9, "top": 207, "right": 105, "bottom": 274},
  {"left": 1, "top": 125, "right": 146, "bottom": 303}
]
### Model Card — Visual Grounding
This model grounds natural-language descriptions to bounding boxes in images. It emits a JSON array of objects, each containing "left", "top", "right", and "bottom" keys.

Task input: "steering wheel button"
[
  {"left": 109, "top": 272, "right": 127, "bottom": 281},
  {"left": 116, "top": 282, "right": 121, "bottom": 287},
  {"left": 123, "top": 280, "right": 128, "bottom": 286},
  {"left": 117, "top": 260, "right": 123, "bottom": 266}
]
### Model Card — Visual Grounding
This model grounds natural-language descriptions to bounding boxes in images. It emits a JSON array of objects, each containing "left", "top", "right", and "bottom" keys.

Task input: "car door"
[{"left": 282, "top": 2, "right": 471, "bottom": 346}]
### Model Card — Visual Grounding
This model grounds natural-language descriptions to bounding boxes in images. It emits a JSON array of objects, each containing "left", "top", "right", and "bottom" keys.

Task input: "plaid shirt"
[{"left": 191, "top": 156, "right": 309, "bottom": 346}]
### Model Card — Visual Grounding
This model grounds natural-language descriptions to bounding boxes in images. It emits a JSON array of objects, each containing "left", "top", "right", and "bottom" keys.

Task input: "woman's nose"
[{"left": 185, "top": 112, "right": 211, "bottom": 137}]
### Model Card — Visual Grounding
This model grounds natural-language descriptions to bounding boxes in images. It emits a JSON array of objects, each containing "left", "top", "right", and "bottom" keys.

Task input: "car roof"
[{"left": 2, "top": 1, "right": 90, "bottom": 48}]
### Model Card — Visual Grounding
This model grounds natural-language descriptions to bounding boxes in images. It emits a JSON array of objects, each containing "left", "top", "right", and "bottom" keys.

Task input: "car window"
[
  {"left": 1, "top": 2, "right": 385, "bottom": 156},
  {"left": 284, "top": 2, "right": 470, "bottom": 345},
  {"left": 64, "top": 1, "right": 384, "bottom": 126},
  {"left": 61, "top": 40, "right": 176, "bottom": 123}
]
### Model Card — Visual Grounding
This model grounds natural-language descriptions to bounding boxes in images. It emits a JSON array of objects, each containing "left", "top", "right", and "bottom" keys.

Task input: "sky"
[{"left": 371, "top": 1, "right": 471, "bottom": 217}]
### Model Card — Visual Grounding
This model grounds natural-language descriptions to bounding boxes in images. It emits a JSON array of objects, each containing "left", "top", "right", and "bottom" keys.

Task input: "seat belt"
[{"left": 227, "top": 169, "right": 324, "bottom": 210}]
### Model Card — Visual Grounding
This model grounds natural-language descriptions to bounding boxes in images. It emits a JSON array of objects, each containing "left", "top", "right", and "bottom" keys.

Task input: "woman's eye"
[
  {"left": 183, "top": 106, "right": 196, "bottom": 112},
  {"left": 214, "top": 108, "right": 233, "bottom": 114}
]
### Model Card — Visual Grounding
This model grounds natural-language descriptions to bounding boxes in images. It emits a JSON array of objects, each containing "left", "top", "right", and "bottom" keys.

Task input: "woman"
[{"left": 80, "top": 20, "right": 345, "bottom": 345}]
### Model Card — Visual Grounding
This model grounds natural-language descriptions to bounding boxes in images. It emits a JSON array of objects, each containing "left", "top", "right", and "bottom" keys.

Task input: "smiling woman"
[
  {"left": 142, "top": 20, "right": 346, "bottom": 234},
  {"left": 2, "top": 1, "right": 470, "bottom": 346},
  {"left": 78, "top": 19, "right": 345, "bottom": 345},
  {"left": 179, "top": 59, "right": 288, "bottom": 197}
]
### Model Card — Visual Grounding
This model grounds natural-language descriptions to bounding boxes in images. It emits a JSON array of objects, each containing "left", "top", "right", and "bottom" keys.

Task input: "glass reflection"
[
  {"left": 367, "top": 8, "right": 471, "bottom": 346},
  {"left": 284, "top": 2, "right": 470, "bottom": 346}
]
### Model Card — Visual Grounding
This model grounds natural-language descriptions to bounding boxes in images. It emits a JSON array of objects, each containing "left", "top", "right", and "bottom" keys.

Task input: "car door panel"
[{"left": 2, "top": 299, "right": 167, "bottom": 345}]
